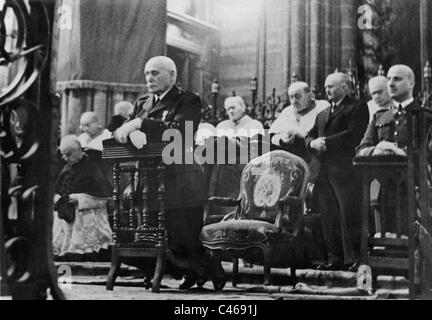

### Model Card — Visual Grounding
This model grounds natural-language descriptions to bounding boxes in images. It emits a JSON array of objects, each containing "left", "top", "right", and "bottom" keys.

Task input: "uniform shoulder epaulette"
[
  {"left": 375, "top": 108, "right": 390, "bottom": 115},
  {"left": 374, "top": 108, "right": 394, "bottom": 124}
]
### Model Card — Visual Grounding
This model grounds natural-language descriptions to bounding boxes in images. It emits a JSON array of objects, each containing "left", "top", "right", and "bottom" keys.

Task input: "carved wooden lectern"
[
  {"left": 353, "top": 105, "right": 432, "bottom": 299},
  {"left": 353, "top": 155, "right": 412, "bottom": 289},
  {"left": 102, "top": 138, "right": 169, "bottom": 293}
]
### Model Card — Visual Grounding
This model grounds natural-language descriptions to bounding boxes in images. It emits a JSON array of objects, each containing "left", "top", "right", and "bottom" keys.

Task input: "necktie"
[
  {"left": 331, "top": 102, "right": 337, "bottom": 115},
  {"left": 398, "top": 104, "right": 403, "bottom": 113}
]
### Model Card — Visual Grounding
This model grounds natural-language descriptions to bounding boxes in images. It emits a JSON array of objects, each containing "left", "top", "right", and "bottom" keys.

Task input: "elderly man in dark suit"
[
  {"left": 114, "top": 56, "right": 225, "bottom": 290},
  {"left": 305, "top": 72, "right": 369, "bottom": 271}
]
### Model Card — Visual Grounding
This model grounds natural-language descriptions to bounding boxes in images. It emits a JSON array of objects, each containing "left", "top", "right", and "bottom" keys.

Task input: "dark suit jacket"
[
  {"left": 132, "top": 86, "right": 207, "bottom": 210},
  {"left": 306, "top": 96, "right": 369, "bottom": 175},
  {"left": 56, "top": 155, "right": 111, "bottom": 198},
  {"left": 305, "top": 96, "right": 369, "bottom": 262},
  {"left": 107, "top": 115, "right": 127, "bottom": 132}
]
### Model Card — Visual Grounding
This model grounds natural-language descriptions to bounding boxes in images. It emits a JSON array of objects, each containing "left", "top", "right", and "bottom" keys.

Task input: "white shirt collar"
[
  {"left": 333, "top": 95, "right": 347, "bottom": 107},
  {"left": 155, "top": 85, "right": 174, "bottom": 102},
  {"left": 393, "top": 97, "right": 414, "bottom": 109}
]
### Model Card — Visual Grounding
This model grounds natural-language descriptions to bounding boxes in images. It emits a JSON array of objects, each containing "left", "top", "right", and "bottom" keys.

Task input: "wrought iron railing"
[{"left": 203, "top": 61, "right": 432, "bottom": 128}]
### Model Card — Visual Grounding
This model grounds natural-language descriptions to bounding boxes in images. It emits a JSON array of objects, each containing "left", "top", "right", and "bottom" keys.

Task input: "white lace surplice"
[{"left": 53, "top": 193, "right": 112, "bottom": 256}]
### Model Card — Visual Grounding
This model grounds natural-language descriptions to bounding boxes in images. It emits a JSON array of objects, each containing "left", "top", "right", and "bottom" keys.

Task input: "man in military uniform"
[
  {"left": 114, "top": 56, "right": 225, "bottom": 290},
  {"left": 357, "top": 64, "right": 417, "bottom": 157},
  {"left": 356, "top": 64, "right": 418, "bottom": 235},
  {"left": 367, "top": 76, "right": 393, "bottom": 123}
]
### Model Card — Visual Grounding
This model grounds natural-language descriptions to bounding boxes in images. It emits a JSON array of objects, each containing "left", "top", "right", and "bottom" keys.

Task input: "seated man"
[
  {"left": 270, "top": 81, "right": 329, "bottom": 182},
  {"left": 78, "top": 111, "right": 113, "bottom": 190},
  {"left": 208, "top": 97, "right": 265, "bottom": 220},
  {"left": 78, "top": 111, "right": 112, "bottom": 152},
  {"left": 216, "top": 96, "right": 264, "bottom": 139},
  {"left": 53, "top": 135, "right": 112, "bottom": 259}
]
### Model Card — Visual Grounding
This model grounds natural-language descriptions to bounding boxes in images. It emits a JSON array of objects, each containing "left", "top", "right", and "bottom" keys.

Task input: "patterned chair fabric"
[
  {"left": 200, "top": 150, "right": 311, "bottom": 285},
  {"left": 239, "top": 150, "right": 309, "bottom": 223}
]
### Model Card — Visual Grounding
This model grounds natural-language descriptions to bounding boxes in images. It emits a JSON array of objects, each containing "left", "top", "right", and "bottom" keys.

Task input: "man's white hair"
[
  {"left": 80, "top": 111, "right": 99, "bottom": 124},
  {"left": 224, "top": 96, "right": 246, "bottom": 111},
  {"left": 60, "top": 135, "right": 81, "bottom": 151},
  {"left": 114, "top": 101, "right": 134, "bottom": 117},
  {"left": 146, "top": 56, "right": 177, "bottom": 81},
  {"left": 326, "top": 72, "right": 351, "bottom": 86},
  {"left": 288, "top": 81, "right": 311, "bottom": 94},
  {"left": 368, "top": 75, "right": 388, "bottom": 90}
]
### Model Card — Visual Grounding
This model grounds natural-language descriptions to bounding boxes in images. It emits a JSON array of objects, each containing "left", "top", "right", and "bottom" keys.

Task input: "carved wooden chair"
[{"left": 200, "top": 150, "right": 311, "bottom": 286}]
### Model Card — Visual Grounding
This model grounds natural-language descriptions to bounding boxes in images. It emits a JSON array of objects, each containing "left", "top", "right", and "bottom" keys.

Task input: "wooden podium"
[
  {"left": 102, "top": 138, "right": 207, "bottom": 293},
  {"left": 353, "top": 155, "right": 413, "bottom": 293},
  {"left": 102, "top": 138, "right": 167, "bottom": 293}
]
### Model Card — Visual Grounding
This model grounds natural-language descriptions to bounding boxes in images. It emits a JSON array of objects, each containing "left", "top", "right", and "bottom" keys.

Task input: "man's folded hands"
[
  {"left": 114, "top": 118, "right": 142, "bottom": 143},
  {"left": 128, "top": 130, "right": 147, "bottom": 149},
  {"left": 372, "top": 141, "right": 406, "bottom": 156}
]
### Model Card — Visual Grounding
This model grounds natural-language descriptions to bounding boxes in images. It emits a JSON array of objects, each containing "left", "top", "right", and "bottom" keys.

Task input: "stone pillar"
[{"left": 420, "top": 0, "right": 430, "bottom": 92}]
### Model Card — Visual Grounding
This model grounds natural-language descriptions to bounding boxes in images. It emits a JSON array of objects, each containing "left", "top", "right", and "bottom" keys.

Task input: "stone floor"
[{"left": 53, "top": 261, "right": 410, "bottom": 300}]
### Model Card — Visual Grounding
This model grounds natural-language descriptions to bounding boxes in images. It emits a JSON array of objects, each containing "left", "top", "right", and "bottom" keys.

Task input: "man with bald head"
[
  {"left": 367, "top": 76, "right": 392, "bottom": 123},
  {"left": 216, "top": 95, "right": 264, "bottom": 138},
  {"left": 78, "top": 111, "right": 112, "bottom": 151},
  {"left": 305, "top": 72, "right": 369, "bottom": 271},
  {"left": 114, "top": 56, "right": 225, "bottom": 291},
  {"left": 270, "top": 81, "right": 329, "bottom": 181},
  {"left": 357, "top": 65, "right": 418, "bottom": 236},
  {"left": 357, "top": 64, "right": 416, "bottom": 157}
]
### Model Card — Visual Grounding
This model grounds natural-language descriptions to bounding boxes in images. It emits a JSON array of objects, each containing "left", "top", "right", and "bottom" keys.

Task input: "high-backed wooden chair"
[{"left": 200, "top": 150, "right": 311, "bottom": 286}]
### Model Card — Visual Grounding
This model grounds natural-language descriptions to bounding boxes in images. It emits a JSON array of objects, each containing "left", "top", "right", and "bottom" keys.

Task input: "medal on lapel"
[{"left": 162, "top": 110, "right": 168, "bottom": 122}]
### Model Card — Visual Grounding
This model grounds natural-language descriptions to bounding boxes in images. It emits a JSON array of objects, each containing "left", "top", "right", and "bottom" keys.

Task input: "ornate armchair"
[{"left": 200, "top": 150, "right": 311, "bottom": 286}]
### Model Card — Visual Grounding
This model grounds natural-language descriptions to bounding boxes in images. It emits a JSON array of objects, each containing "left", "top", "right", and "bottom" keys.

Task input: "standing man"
[
  {"left": 367, "top": 76, "right": 393, "bottom": 123},
  {"left": 305, "top": 72, "right": 369, "bottom": 271},
  {"left": 357, "top": 65, "right": 417, "bottom": 157},
  {"left": 270, "top": 81, "right": 330, "bottom": 182},
  {"left": 114, "top": 56, "right": 225, "bottom": 290},
  {"left": 356, "top": 65, "right": 418, "bottom": 235}
]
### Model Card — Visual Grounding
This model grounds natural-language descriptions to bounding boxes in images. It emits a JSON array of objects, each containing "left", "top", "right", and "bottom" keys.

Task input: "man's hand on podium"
[
  {"left": 114, "top": 118, "right": 142, "bottom": 143},
  {"left": 372, "top": 141, "right": 406, "bottom": 156},
  {"left": 129, "top": 130, "right": 147, "bottom": 149}
]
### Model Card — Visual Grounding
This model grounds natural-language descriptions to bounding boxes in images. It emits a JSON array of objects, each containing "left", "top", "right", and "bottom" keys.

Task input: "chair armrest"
[
  {"left": 279, "top": 195, "right": 302, "bottom": 205},
  {"left": 208, "top": 197, "right": 241, "bottom": 207}
]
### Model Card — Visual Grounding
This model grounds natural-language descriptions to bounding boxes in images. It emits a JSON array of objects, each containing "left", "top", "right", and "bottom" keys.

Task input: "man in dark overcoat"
[
  {"left": 114, "top": 56, "right": 225, "bottom": 290},
  {"left": 305, "top": 72, "right": 369, "bottom": 270}
]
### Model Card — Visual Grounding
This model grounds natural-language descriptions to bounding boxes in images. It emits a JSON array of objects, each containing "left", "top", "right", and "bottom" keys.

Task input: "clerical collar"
[{"left": 393, "top": 97, "right": 414, "bottom": 109}]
